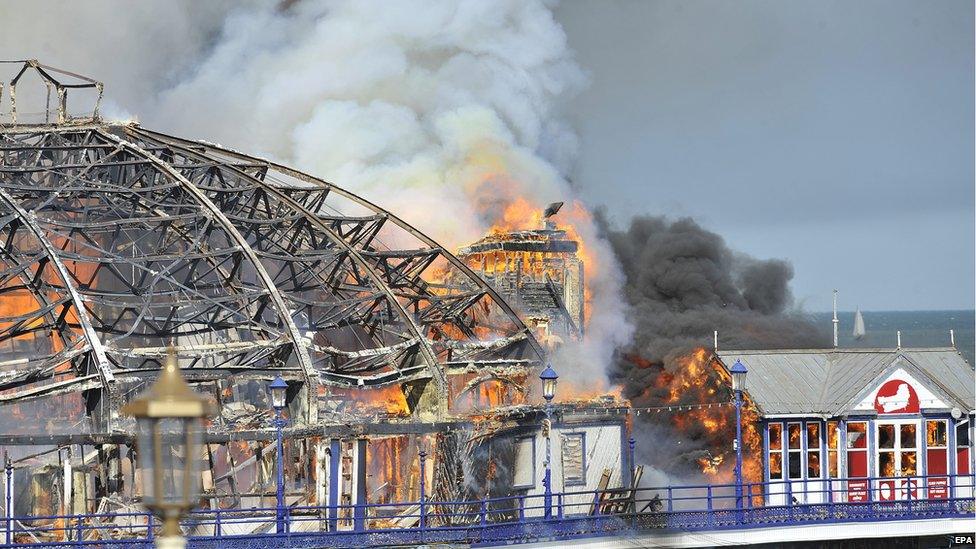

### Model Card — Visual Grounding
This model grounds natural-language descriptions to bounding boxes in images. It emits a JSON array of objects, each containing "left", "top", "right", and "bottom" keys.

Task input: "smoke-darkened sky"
[
  {"left": 1, "top": 0, "right": 972, "bottom": 313},
  {"left": 556, "top": 0, "right": 974, "bottom": 312}
]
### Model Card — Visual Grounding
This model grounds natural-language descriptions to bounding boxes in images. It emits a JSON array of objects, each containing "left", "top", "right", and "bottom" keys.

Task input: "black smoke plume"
[{"left": 597, "top": 212, "right": 828, "bottom": 480}]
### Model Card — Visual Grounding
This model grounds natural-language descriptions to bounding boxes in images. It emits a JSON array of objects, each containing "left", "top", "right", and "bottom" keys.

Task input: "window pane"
[
  {"left": 900, "top": 424, "right": 916, "bottom": 449},
  {"left": 827, "top": 422, "right": 839, "bottom": 450},
  {"left": 901, "top": 451, "right": 917, "bottom": 476},
  {"left": 807, "top": 451, "right": 821, "bottom": 478},
  {"left": 957, "top": 421, "right": 971, "bottom": 447},
  {"left": 958, "top": 448, "right": 971, "bottom": 475},
  {"left": 926, "top": 420, "right": 947, "bottom": 448},
  {"left": 827, "top": 450, "right": 838, "bottom": 478},
  {"left": 879, "top": 451, "right": 895, "bottom": 477},
  {"left": 788, "top": 451, "right": 802, "bottom": 479},
  {"left": 788, "top": 423, "right": 802, "bottom": 450},
  {"left": 769, "top": 423, "right": 782, "bottom": 450},
  {"left": 878, "top": 424, "right": 895, "bottom": 449},
  {"left": 769, "top": 452, "right": 783, "bottom": 479},
  {"left": 806, "top": 423, "right": 820, "bottom": 449},
  {"left": 847, "top": 422, "right": 867, "bottom": 449}
]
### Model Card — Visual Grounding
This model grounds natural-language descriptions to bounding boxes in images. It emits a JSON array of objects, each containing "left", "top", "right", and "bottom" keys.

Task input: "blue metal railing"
[{"left": 1, "top": 472, "right": 972, "bottom": 547}]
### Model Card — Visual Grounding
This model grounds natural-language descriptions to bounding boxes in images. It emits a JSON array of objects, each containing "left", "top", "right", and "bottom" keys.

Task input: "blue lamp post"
[
  {"left": 268, "top": 376, "right": 289, "bottom": 534},
  {"left": 539, "top": 364, "right": 558, "bottom": 519},
  {"left": 730, "top": 359, "right": 748, "bottom": 518}
]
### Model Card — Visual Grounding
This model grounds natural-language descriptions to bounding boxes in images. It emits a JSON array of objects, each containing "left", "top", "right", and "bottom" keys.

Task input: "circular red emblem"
[{"left": 873, "top": 379, "right": 919, "bottom": 414}]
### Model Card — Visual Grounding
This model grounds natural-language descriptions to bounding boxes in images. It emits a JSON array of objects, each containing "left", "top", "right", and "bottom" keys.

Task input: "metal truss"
[{"left": 0, "top": 118, "right": 545, "bottom": 431}]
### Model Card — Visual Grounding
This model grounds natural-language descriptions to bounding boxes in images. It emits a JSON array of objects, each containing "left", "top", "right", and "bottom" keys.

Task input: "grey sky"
[{"left": 555, "top": 0, "right": 974, "bottom": 312}]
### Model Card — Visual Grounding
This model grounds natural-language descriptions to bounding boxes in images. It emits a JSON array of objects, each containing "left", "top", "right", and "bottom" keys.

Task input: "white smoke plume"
[{"left": 0, "top": 0, "right": 632, "bottom": 390}]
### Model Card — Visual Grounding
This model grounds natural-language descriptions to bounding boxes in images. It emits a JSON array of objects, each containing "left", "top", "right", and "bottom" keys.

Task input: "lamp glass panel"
[
  {"left": 271, "top": 386, "right": 287, "bottom": 409},
  {"left": 732, "top": 371, "right": 745, "bottom": 392},
  {"left": 543, "top": 378, "right": 556, "bottom": 400},
  {"left": 136, "top": 417, "right": 203, "bottom": 509}
]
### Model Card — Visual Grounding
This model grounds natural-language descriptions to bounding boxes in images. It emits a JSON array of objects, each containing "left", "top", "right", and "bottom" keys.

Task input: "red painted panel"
[{"left": 873, "top": 379, "right": 920, "bottom": 414}]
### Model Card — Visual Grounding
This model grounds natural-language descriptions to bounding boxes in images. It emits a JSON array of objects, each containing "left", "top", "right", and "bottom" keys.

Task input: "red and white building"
[{"left": 715, "top": 347, "right": 974, "bottom": 505}]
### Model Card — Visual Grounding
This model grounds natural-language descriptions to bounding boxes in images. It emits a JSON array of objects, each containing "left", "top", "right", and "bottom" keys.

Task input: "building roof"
[{"left": 714, "top": 347, "right": 975, "bottom": 416}]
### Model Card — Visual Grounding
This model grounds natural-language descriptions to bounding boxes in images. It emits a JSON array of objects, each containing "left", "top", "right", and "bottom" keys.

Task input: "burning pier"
[{"left": 0, "top": 61, "right": 631, "bottom": 541}]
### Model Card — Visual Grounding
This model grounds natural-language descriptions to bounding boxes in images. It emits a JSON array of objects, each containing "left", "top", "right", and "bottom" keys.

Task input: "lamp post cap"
[
  {"left": 269, "top": 376, "right": 288, "bottom": 389},
  {"left": 730, "top": 359, "right": 748, "bottom": 374},
  {"left": 539, "top": 364, "right": 558, "bottom": 380}
]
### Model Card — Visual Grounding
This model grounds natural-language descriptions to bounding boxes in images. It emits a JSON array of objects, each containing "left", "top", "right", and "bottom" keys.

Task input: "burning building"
[
  {"left": 714, "top": 346, "right": 974, "bottom": 505},
  {"left": 0, "top": 61, "right": 631, "bottom": 535},
  {"left": 457, "top": 202, "right": 585, "bottom": 349}
]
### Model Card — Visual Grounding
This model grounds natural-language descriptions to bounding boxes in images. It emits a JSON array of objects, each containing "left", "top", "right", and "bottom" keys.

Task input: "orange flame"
[{"left": 630, "top": 348, "right": 763, "bottom": 484}]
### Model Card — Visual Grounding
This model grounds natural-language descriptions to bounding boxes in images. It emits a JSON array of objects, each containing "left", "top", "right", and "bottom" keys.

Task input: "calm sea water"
[{"left": 810, "top": 310, "right": 975, "bottom": 365}]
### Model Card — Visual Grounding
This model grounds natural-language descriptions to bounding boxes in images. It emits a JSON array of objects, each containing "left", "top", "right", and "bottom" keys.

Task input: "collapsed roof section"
[{"left": 0, "top": 62, "right": 545, "bottom": 434}]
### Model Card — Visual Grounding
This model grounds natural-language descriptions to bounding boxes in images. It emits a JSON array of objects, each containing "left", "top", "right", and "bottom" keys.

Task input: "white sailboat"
[{"left": 852, "top": 308, "right": 866, "bottom": 340}]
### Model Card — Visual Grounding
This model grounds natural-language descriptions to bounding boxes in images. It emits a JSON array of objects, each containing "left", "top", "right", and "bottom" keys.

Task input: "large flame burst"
[
  {"left": 481, "top": 193, "right": 598, "bottom": 326},
  {"left": 629, "top": 348, "right": 763, "bottom": 484}
]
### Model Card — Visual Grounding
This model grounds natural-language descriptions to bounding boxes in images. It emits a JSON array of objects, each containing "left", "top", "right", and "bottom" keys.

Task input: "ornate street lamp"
[
  {"left": 122, "top": 346, "right": 212, "bottom": 549},
  {"left": 539, "top": 364, "right": 558, "bottom": 519},
  {"left": 268, "top": 376, "right": 289, "bottom": 534},
  {"left": 730, "top": 359, "right": 748, "bottom": 518}
]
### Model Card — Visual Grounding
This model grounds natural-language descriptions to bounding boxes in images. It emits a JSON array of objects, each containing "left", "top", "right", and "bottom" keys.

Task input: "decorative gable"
[{"left": 852, "top": 365, "right": 949, "bottom": 413}]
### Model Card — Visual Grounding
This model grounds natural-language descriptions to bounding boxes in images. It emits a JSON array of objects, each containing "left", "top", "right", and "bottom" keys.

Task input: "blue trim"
[{"left": 1, "top": 473, "right": 973, "bottom": 548}]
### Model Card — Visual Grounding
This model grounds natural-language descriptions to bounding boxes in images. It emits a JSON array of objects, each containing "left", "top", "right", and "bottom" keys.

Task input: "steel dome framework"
[{"left": 0, "top": 61, "right": 545, "bottom": 437}]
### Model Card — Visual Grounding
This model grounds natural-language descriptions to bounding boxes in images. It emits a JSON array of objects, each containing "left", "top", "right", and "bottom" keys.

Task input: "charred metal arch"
[
  {"left": 0, "top": 187, "right": 117, "bottom": 426},
  {"left": 125, "top": 128, "right": 450, "bottom": 416},
  {"left": 3, "top": 127, "right": 300, "bottom": 382},
  {"left": 133, "top": 128, "right": 546, "bottom": 377},
  {"left": 95, "top": 130, "right": 321, "bottom": 424}
]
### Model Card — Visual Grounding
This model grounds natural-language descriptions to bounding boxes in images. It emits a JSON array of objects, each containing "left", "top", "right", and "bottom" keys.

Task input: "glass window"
[
  {"left": 826, "top": 421, "right": 840, "bottom": 478},
  {"left": 878, "top": 424, "right": 895, "bottom": 449},
  {"left": 806, "top": 423, "right": 820, "bottom": 449},
  {"left": 769, "top": 423, "right": 782, "bottom": 450},
  {"left": 807, "top": 450, "right": 821, "bottom": 478},
  {"left": 926, "top": 420, "right": 949, "bottom": 476},
  {"left": 788, "top": 451, "right": 802, "bottom": 479},
  {"left": 788, "top": 423, "right": 802, "bottom": 449},
  {"left": 901, "top": 451, "right": 917, "bottom": 476},
  {"left": 847, "top": 422, "right": 868, "bottom": 477},
  {"left": 560, "top": 433, "right": 586, "bottom": 486},
  {"left": 847, "top": 422, "right": 867, "bottom": 449},
  {"left": 927, "top": 420, "right": 947, "bottom": 447},
  {"left": 827, "top": 422, "right": 839, "bottom": 449},
  {"left": 957, "top": 421, "right": 972, "bottom": 475},
  {"left": 879, "top": 451, "right": 895, "bottom": 477},
  {"left": 827, "top": 449, "right": 839, "bottom": 478},
  {"left": 957, "top": 420, "right": 971, "bottom": 447},
  {"left": 767, "top": 422, "right": 784, "bottom": 480},
  {"left": 787, "top": 422, "right": 802, "bottom": 479},
  {"left": 769, "top": 452, "right": 783, "bottom": 479},
  {"left": 900, "top": 424, "right": 917, "bottom": 449}
]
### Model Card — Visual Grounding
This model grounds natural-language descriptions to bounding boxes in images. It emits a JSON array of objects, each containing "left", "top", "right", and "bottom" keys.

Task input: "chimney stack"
[
  {"left": 950, "top": 329, "right": 955, "bottom": 348},
  {"left": 896, "top": 330, "right": 902, "bottom": 349}
]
